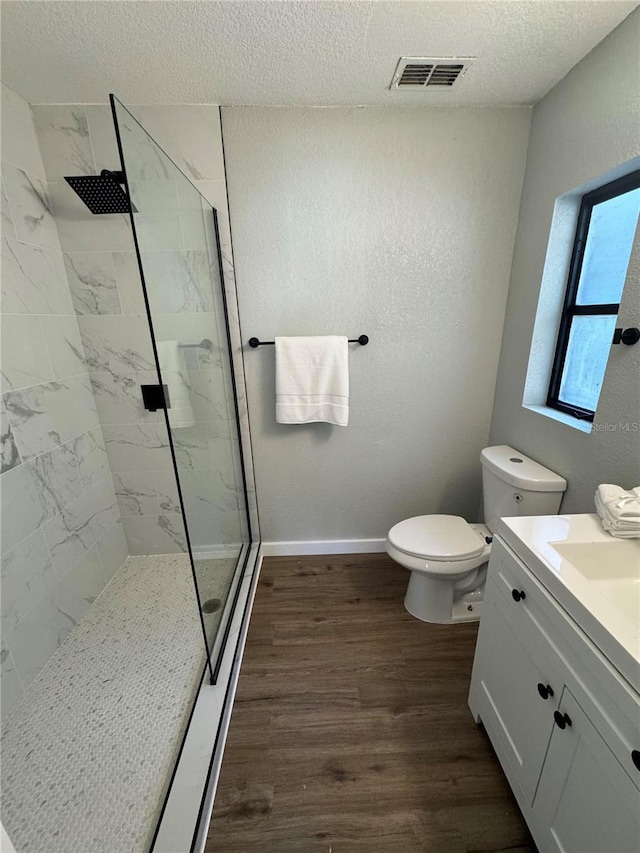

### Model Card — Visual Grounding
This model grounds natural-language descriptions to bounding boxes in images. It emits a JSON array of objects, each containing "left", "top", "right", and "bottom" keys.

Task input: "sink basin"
[{"left": 550, "top": 540, "right": 640, "bottom": 582}]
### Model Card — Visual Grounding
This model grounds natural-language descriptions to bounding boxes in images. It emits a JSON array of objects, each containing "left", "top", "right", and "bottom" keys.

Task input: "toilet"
[{"left": 386, "top": 445, "right": 567, "bottom": 624}]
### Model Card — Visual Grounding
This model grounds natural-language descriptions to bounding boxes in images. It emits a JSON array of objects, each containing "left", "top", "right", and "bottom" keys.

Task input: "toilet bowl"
[
  {"left": 385, "top": 445, "right": 567, "bottom": 624},
  {"left": 386, "top": 515, "right": 492, "bottom": 623}
]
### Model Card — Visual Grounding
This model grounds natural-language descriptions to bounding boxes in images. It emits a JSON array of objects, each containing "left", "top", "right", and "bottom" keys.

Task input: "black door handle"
[
  {"left": 554, "top": 710, "right": 572, "bottom": 729},
  {"left": 537, "top": 683, "right": 554, "bottom": 700},
  {"left": 511, "top": 589, "right": 526, "bottom": 602},
  {"left": 631, "top": 750, "right": 640, "bottom": 771}
]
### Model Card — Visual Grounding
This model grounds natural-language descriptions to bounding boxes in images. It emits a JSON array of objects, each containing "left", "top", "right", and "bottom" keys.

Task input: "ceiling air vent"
[{"left": 390, "top": 57, "right": 474, "bottom": 90}]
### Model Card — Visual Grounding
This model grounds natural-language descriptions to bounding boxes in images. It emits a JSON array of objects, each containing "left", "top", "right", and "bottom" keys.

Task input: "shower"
[
  {"left": 64, "top": 168, "right": 134, "bottom": 213},
  {"left": 1, "top": 93, "right": 259, "bottom": 853}
]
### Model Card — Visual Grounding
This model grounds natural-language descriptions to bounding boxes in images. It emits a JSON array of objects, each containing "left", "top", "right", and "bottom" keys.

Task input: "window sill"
[{"left": 524, "top": 404, "right": 593, "bottom": 434}]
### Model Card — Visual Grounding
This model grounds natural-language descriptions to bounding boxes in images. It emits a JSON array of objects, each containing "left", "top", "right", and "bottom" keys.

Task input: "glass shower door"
[{"left": 110, "top": 96, "right": 251, "bottom": 675}]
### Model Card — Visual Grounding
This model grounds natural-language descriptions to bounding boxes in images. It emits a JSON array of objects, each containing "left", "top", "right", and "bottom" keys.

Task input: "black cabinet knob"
[
  {"left": 537, "top": 683, "right": 554, "bottom": 700},
  {"left": 511, "top": 589, "right": 526, "bottom": 602},
  {"left": 632, "top": 750, "right": 640, "bottom": 771},
  {"left": 554, "top": 710, "right": 572, "bottom": 729}
]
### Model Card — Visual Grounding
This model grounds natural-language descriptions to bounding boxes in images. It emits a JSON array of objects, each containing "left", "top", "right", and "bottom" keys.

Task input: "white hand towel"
[
  {"left": 596, "top": 484, "right": 628, "bottom": 506},
  {"left": 595, "top": 484, "right": 640, "bottom": 520},
  {"left": 275, "top": 336, "right": 349, "bottom": 426},
  {"left": 156, "top": 340, "right": 195, "bottom": 429},
  {"left": 595, "top": 485, "right": 640, "bottom": 538}
]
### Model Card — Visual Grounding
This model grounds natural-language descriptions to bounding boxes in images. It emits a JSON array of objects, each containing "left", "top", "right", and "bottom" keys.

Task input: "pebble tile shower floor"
[{"left": 1, "top": 553, "right": 236, "bottom": 853}]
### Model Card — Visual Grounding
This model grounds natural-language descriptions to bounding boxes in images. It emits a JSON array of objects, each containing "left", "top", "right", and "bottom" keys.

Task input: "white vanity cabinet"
[{"left": 469, "top": 536, "right": 640, "bottom": 853}]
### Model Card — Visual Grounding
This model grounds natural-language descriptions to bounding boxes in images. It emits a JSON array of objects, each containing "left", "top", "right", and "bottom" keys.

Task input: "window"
[{"left": 547, "top": 171, "right": 640, "bottom": 422}]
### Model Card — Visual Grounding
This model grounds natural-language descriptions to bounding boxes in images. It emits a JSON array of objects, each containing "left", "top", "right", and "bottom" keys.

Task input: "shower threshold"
[{"left": 151, "top": 542, "right": 262, "bottom": 853}]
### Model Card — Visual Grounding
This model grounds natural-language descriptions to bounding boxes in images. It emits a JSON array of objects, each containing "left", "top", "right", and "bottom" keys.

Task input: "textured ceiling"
[{"left": 1, "top": 1, "right": 637, "bottom": 107}]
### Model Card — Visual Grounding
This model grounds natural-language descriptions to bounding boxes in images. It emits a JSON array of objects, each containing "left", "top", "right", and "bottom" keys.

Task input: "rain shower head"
[{"left": 64, "top": 169, "right": 135, "bottom": 215}]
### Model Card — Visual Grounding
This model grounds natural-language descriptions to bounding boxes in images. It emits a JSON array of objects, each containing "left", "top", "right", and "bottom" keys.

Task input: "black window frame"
[{"left": 547, "top": 169, "right": 640, "bottom": 422}]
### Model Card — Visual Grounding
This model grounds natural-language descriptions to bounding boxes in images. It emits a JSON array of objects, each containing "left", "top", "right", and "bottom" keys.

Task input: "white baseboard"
[{"left": 261, "top": 538, "right": 386, "bottom": 557}]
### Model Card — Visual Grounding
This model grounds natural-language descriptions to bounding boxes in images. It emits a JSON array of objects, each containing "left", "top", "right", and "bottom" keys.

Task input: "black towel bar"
[{"left": 248, "top": 335, "right": 369, "bottom": 348}]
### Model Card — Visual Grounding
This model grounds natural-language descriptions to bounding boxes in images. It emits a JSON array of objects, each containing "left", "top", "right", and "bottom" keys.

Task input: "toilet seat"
[{"left": 388, "top": 514, "right": 485, "bottom": 562}]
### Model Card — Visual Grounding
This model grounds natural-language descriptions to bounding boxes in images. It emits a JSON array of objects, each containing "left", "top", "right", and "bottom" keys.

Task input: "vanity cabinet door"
[
  {"left": 532, "top": 688, "right": 640, "bottom": 853},
  {"left": 470, "top": 577, "right": 560, "bottom": 803}
]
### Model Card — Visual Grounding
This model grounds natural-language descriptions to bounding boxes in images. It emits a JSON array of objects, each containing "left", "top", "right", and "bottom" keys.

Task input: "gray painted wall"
[
  {"left": 489, "top": 9, "right": 640, "bottom": 510},
  {"left": 222, "top": 106, "right": 531, "bottom": 542}
]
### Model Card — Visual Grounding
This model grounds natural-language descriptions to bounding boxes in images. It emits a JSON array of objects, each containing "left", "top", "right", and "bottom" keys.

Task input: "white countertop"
[{"left": 497, "top": 513, "right": 640, "bottom": 693}]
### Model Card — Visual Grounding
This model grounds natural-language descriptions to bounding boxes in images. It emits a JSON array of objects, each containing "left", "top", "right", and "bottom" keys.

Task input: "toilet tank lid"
[{"left": 480, "top": 445, "right": 567, "bottom": 492}]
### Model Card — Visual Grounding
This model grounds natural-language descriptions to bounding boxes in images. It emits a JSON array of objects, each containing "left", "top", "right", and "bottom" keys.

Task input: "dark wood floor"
[{"left": 207, "top": 553, "right": 534, "bottom": 852}]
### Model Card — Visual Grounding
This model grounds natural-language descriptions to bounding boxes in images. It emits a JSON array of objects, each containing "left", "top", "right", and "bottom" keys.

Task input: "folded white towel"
[
  {"left": 595, "top": 484, "right": 640, "bottom": 538},
  {"left": 595, "top": 484, "right": 640, "bottom": 520},
  {"left": 596, "top": 484, "right": 628, "bottom": 506},
  {"left": 275, "top": 336, "right": 349, "bottom": 426},
  {"left": 156, "top": 340, "right": 195, "bottom": 429}
]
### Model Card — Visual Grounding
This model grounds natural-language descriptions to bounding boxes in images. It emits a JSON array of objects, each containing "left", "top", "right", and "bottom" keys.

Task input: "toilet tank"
[{"left": 480, "top": 445, "right": 567, "bottom": 533}]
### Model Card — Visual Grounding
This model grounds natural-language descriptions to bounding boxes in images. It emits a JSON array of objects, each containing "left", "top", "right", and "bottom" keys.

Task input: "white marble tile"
[
  {"left": 1, "top": 530, "right": 57, "bottom": 634},
  {"left": 110, "top": 106, "right": 183, "bottom": 183},
  {"left": 153, "top": 470, "right": 181, "bottom": 514},
  {"left": 188, "top": 367, "right": 234, "bottom": 424},
  {"left": 140, "top": 250, "right": 213, "bottom": 314},
  {"left": 1, "top": 237, "right": 73, "bottom": 315},
  {"left": 40, "top": 315, "right": 86, "bottom": 379},
  {"left": 0, "top": 437, "right": 84, "bottom": 552},
  {"left": 0, "top": 459, "right": 55, "bottom": 554},
  {"left": 129, "top": 106, "right": 225, "bottom": 182},
  {"left": 135, "top": 212, "right": 184, "bottom": 254},
  {"left": 1, "top": 85, "right": 46, "bottom": 179},
  {"left": 77, "top": 314, "right": 154, "bottom": 374},
  {"left": 48, "top": 181, "right": 133, "bottom": 253},
  {"left": 1, "top": 399, "right": 21, "bottom": 473},
  {"left": 5, "top": 587, "right": 77, "bottom": 690},
  {"left": 96, "top": 520, "right": 128, "bottom": 582},
  {"left": 51, "top": 544, "right": 105, "bottom": 615},
  {"left": 131, "top": 178, "right": 180, "bottom": 215},
  {"left": 183, "top": 509, "right": 244, "bottom": 554},
  {"left": 32, "top": 106, "right": 96, "bottom": 183},
  {"left": 172, "top": 423, "right": 211, "bottom": 471},
  {"left": 102, "top": 423, "right": 172, "bottom": 473},
  {"left": 90, "top": 370, "right": 161, "bottom": 425},
  {"left": 127, "top": 176, "right": 183, "bottom": 254},
  {"left": 0, "top": 639, "right": 24, "bottom": 719},
  {"left": 178, "top": 206, "right": 208, "bottom": 254},
  {"left": 1, "top": 176, "right": 16, "bottom": 239},
  {"left": 113, "top": 471, "right": 159, "bottom": 517},
  {"left": 43, "top": 476, "right": 119, "bottom": 574},
  {"left": 0, "top": 315, "right": 53, "bottom": 392},
  {"left": 121, "top": 513, "right": 187, "bottom": 555},
  {"left": 33, "top": 440, "right": 83, "bottom": 507},
  {"left": 84, "top": 105, "right": 120, "bottom": 175},
  {"left": 63, "top": 252, "right": 121, "bottom": 315},
  {"left": 73, "top": 426, "right": 108, "bottom": 492},
  {"left": 179, "top": 466, "right": 240, "bottom": 516},
  {"left": 112, "top": 251, "right": 146, "bottom": 316},
  {"left": 2, "top": 163, "right": 60, "bottom": 250},
  {"left": 3, "top": 374, "right": 99, "bottom": 462}
]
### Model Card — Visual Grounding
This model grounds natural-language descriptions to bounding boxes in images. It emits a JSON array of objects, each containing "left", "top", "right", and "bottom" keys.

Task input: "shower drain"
[{"left": 201, "top": 598, "right": 222, "bottom": 614}]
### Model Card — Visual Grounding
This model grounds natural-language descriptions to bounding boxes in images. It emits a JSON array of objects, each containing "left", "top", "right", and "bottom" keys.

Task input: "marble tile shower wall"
[
  {"left": 29, "top": 102, "right": 258, "bottom": 556},
  {"left": 1, "top": 86, "right": 128, "bottom": 718}
]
